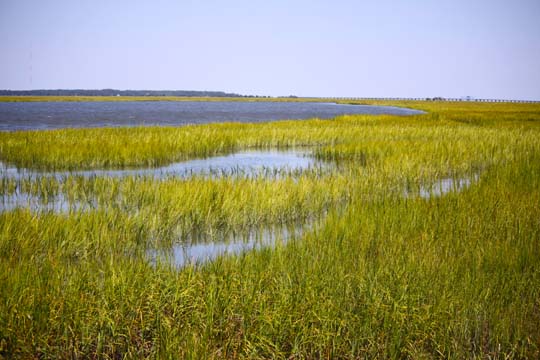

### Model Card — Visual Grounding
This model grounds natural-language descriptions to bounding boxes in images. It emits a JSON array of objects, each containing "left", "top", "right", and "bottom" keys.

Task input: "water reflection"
[
  {"left": 405, "top": 175, "right": 479, "bottom": 199},
  {"left": 0, "top": 150, "right": 321, "bottom": 180},
  {"left": 0, "top": 192, "right": 95, "bottom": 213},
  {"left": 0, "top": 150, "right": 327, "bottom": 212},
  {"left": 148, "top": 225, "right": 305, "bottom": 268}
]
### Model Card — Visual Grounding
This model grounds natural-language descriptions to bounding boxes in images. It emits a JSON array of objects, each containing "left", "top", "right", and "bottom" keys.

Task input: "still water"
[
  {"left": 148, "top": 172, "right": 479, "bottom": 269},
  {"left": 0, "top": 150, "right": 320, "bottom": 181},
  {"left": 0, "top": 150, "right": 324, "bottom": 212},
  {"left": 0, "top": 148, "right": 478, "bottom": 268},
  {"left": 0, "top": 101, "right": 424, "bottom": 131},
  {"left": 0, "top": 149, "right": 321, "bottom": 267},
  {"left": 149, "top": 225, "right": 305, "bottom": 268}
]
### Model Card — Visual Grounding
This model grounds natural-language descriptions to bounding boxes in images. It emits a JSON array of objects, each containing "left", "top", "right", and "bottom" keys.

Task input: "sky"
[{"left": 1, "top": 0, "right": 539, "bottom": 99}]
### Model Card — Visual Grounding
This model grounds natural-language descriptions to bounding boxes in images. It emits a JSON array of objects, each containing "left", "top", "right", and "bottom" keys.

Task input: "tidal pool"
[
  {"left": 0, "top": 192, "right": 92, "bottom": 213},
  {"left": 0, "top": 150, "right": 322, "bottom": 181},
  {"left": 419, "top": 177, "right": 476, "bottom": 198},
  {"left": 148, "top": 225, "right": 305, "bottom": 268},
  {"left": 0, "top": 149, "right": 480, "bottom": 270},
  {"left": 0, "top": 150, "right": 326, "bottom": 212},
  {"left": 145, "top": 175, "right": 480, "bottom": 269},
  {"left": 404, "top": 175, "right": 479, "bottom": 199}
]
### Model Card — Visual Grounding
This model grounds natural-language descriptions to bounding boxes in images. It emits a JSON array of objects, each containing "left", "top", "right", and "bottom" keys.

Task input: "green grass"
[{"left": 0, "top": 101, "right": 539, "bottom": 358}]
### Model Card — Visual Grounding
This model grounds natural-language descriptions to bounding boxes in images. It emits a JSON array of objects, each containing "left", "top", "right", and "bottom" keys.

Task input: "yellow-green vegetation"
[{"left": 1, "top": 101, "right": 539, "bottom": 358}]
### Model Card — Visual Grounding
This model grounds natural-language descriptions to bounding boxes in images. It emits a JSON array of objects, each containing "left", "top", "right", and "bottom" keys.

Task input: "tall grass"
[{"left": 0, "top": 101, "right": 539, "bottom": 358}]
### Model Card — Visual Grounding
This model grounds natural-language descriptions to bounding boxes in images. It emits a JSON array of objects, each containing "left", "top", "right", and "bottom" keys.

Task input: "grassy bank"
[{"left": 1, "top": 101, "right": 539, "bottom": 358}]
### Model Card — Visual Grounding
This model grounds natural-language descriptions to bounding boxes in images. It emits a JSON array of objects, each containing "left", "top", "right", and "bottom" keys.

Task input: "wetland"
[{"left": 1, "top": 99, "right": 539, "bottom": 358}]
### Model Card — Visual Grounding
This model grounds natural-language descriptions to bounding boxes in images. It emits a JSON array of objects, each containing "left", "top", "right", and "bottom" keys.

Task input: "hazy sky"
[{"left": 1, "top": 0, "right": 539, "bottom": 99}]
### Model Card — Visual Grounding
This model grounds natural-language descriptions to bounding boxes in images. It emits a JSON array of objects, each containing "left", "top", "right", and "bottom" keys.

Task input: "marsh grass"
[{"left": 0, "top": 101, "right": 539, "bottom": 358}]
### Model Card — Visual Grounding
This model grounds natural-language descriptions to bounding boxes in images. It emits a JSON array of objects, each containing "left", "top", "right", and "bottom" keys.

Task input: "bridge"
[{"left": 318, "top": 97, "right": 540, "bottom": 103}]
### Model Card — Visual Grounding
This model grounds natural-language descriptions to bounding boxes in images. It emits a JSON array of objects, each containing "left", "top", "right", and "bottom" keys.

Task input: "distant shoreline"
[
  {"left": 0, "top": 96, "right": 324, "bottom": 103},
  {"left": 0, "top": 95, "right": 537, "bottom": 104}
]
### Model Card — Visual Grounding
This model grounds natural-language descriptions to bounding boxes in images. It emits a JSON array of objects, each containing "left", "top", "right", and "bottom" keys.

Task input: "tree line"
[{"left": 0, "top": 89, "right": 245, "bottom": 97}]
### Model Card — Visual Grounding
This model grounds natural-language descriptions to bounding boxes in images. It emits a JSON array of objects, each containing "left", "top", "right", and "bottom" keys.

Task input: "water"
[
  {"left": 0, "top": 148, "right": 479, "bottom": 269},
  {"left": 0, "top": 192, "right": 94, "bottom": 213},
  {"left": 1, "top": 150, "right": 318, "bottom": 268},
  {"left": 0, "top": 101, "right": 424, "bottom": 131},
  {"left": 146, "top": 175, "right": 480, "bottom": 269},
  {"left": 404, "top": 175, "right": 479, "bottom": 199},
  {"left": 418, "top": 177, "right": 476, "bottom": 198},
  {"left": 0, "top": 150, "right": 321, "bottom": 180},
  {"left": 0, "top": 150, "right": 325, "bottom": 212},
  {"left": 149, "top": 225, "right": 305, "bottom": 268}
]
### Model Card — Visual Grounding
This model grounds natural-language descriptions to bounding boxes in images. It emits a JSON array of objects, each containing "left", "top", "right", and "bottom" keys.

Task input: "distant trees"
[{"left": 0, "top": 89, "right": 245, "bottom": 97}]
